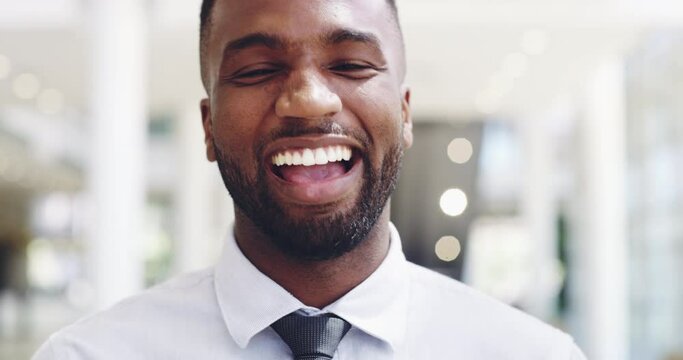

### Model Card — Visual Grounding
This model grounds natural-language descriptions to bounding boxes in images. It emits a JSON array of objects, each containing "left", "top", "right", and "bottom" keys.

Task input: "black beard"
[{"left": 214, "top": 128, "right": 403, "bottom": 261}]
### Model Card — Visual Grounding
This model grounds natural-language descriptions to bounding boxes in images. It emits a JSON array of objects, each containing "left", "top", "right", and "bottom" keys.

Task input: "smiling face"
[{"left": 201, "top": 0, "right": 412, "bottom": 260}]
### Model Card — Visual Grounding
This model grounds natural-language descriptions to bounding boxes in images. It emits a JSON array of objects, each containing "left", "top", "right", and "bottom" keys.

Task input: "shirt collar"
[{"left": 213, "top": 222, "right": 409, "bottom": 351}]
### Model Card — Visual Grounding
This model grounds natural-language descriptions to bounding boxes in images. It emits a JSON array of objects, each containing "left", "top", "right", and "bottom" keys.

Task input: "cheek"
[
  {"left": 349, "top": 82, "right": 404, "bottom": 146},
  {"left": 212, "top": 91, "right": 273, "bottom": 155}
]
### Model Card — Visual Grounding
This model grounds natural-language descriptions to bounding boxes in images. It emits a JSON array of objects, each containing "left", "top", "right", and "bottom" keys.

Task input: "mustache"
[
  {"left": 255, "top": 120, "right": 371, "bottom": 158},
  {"left": 268, "top": 121, "right": 344, "bottom": 139}
]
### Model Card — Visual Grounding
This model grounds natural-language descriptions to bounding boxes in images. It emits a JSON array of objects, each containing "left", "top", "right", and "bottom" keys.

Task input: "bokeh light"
[
  {"left": 435, "top": 235, "right": 462, "bottom": 262},
  {"left": 439, "top": 188, "right": 468, "bottom": 216},
  {"left": 447, "top": 138, "right": 474, "bottom": 164},
  {"left": 12, "top": 72, "right": 41, "bottom": 99}
]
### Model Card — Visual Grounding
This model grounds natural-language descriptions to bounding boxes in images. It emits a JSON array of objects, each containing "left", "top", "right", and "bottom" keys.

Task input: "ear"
[
  {"left": 400, "top": 85, "right": 413, "bottom": 149},
  {"left": 200, "top": 98, "right": 217, "bottom": 162}
]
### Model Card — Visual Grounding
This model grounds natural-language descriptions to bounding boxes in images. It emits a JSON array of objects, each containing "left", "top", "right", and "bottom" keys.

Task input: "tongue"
[{"left": 279, "top": 163, "right": 347, "bottom": 184}]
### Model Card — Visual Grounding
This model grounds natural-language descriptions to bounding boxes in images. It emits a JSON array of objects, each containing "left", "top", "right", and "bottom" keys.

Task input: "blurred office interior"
[{"left": 1, "top": 0, "right": 682, "bottom": 359}]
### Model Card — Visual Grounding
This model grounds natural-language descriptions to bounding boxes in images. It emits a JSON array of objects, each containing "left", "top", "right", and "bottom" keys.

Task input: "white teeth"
[
  {"left": 314, "top": 148, "right": 328, "bottom": 165},
  {"left": 326, "top": 146, "right": 337, "bottom": 162},
  {"left": 271, "top": 145, "right": 354, "bottom": 166},
  {"left": 302, "top": 149, "right": 316, "bottom": 166},
  {"left": 342, "top": 148, "right": 352, "bottom": 161},
  {"left": 292, "top": 152, "right": 303, "bottom": 165}
]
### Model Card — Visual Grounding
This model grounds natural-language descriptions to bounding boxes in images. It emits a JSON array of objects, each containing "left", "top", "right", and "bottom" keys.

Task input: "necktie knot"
[{"left": 271, "top": 312, "right": 351, "bottom": 360}]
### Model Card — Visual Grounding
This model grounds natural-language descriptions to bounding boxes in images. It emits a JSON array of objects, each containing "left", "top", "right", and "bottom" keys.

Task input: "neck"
[{"left": 233, "top": 207, "right": 392, "bottom": 309}]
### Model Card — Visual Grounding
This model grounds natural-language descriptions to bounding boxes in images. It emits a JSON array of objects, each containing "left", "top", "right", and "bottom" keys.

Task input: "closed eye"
[
  {"left": 226, "top": 65, "right": 283, "bottom": 86},
  {"left": 238, "top": 68, "right": 280, "bottom": 78},
  {"left": 329, "top": 62, "right": 385, "bottom": 79}
]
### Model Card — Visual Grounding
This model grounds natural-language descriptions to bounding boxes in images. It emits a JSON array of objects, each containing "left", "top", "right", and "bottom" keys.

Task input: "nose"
[{"left": 275, "top": 71, "right": 342, "bottom": 119}]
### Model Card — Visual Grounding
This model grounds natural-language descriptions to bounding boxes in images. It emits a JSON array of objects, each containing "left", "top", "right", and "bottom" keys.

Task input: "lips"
[{"left": 263, "top": 136, "right": 363, "bottom": 205}]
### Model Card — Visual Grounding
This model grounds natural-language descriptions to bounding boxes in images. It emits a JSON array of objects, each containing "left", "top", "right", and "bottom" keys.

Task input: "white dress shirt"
[{"left": 34, "top": 223, "right": 586, "bottom": 359}]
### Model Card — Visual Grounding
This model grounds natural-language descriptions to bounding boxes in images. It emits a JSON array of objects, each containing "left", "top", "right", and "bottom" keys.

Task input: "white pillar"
[
  {"left": 87, "top": 0, "right": 148, "bottom": 309},
  {"left": 574, "top": 55, "right": 629, "bottom": 360},
  {"left": 519, "top": 101, "right": 568, "bottom": 320},
  {"left": 174, "top": 104, "right": 226, "bottom": 273}
]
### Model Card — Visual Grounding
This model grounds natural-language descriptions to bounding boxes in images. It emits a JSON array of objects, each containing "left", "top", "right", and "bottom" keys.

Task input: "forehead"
[{"left": 209, "top": 0, "right": 397, "bottom": 49}]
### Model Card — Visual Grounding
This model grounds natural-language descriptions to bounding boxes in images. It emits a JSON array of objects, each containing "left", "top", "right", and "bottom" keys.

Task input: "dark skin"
[
  {"left": 234, "top": 206, "right": 392, "bottom": 308},
  {"left": 200, "top": 0, "right": 412, "bottom": 308}
]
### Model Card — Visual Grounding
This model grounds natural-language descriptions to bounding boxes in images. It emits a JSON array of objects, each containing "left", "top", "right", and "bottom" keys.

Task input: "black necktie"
[{"left": 271, "top": 312, "right": 352, "bottom": 360}]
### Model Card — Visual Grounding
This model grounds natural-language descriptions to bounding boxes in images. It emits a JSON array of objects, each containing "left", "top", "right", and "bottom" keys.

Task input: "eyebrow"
[
  {"left": 221, "top": 32, "right": 286, "bottom": 62},
  {"left": 325, "top": 28, "right": 382, "bottom": 51},
  {"left": 220, "top": 28, "right": 383, "bottom": 65}
]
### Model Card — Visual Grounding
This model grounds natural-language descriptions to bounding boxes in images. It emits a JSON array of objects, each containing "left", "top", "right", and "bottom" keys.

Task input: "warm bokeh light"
[
  {"left": 447, "top": 137, "right": 474, "bottom": 164},
  {"left": 435, "top": 235, "right": 462, "bottom": 262},
  {"left": 12, "top": 72, "right": 41, "bottom": 99},
  {"left": 439, "top": 188, "right": 468, "bottom": 217},
  {"left": 27, "top": 239, "right": 65, "bottom": 289}
]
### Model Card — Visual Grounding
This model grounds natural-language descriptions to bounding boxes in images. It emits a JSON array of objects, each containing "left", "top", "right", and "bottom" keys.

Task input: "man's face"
[{"left": 201, "top": 0, "right": 412, "bottom": 260}]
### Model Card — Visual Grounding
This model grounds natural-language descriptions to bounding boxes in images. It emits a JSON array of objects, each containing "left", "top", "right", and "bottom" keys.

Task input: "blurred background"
[{"left": 1, "top": 0, "right": 682, "bottom": 359}]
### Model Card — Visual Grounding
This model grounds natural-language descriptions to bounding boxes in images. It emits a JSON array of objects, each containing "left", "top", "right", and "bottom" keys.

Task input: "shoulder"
[
  {"left": 404, "top": 263, "right": 583, "bottom": 360},
  {"left": 73, "top": 267, "right": 217, "bottom": 328},
  {"left": 33, "top": 268, "right": 225, "bottom": 360}
]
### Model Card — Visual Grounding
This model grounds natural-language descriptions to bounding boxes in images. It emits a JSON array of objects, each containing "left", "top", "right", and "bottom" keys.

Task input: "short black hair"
[
  {"left": 199, "top": 0, "right": 400, "bottom": 90},
  {"left": 199, "top": 0, "right": 216, "bottom": 39},
  {"left": 199, "top": 0, "right": 217, "bottom": 90},
  {"left": 200, "top": 0, "right": 397, "bottom": 35}
]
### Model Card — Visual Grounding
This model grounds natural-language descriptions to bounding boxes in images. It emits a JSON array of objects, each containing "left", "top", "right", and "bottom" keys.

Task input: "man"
[{"left": 35, "top": 0, "right": 586, "bottom": 359}]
